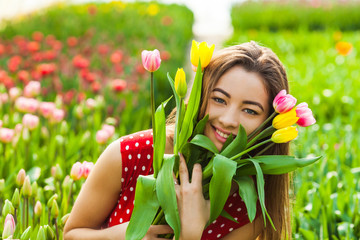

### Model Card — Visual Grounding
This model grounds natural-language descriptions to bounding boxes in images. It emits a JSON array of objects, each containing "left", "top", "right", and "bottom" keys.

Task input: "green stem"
[
  {"left": 25, "top": 197, "right": 29, "bottom": 228},
  {"left": 150, "top": 72, "right": 156, "bottom": 141},
  {"left": 173, "top": 98, "right": 183, "bottom": 156},
  {"left": 202, "top": 158, "right": 214, "bottom": 180},
  {"left": 246, "top": 125, "right": 275, "bottom": 148},
  {"left": 66, "top": 181, "right": 74, "bottom": 213},
  {"left": 55, "top": 218, "right": 59, "bottom": 240},
  {"left": 255, "top": 142, "right": 275, "bottom": 157},
  {"left": 152, "top": 208, "right": 164, "bottom": 225},
  {"left": 247, "top": 111, "right": 277, "bottom": 140},
  {"left": 231, "top": 139, "right": 273, "bottom": 162}
]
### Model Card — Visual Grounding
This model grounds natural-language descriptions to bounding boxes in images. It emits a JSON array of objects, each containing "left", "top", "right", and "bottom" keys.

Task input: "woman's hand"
[
  {"left": 142, "top": 224, "right": 174, "bottom": 240},
  {"left": 174, "top": 155, "right": 210, "bottom": 240}
]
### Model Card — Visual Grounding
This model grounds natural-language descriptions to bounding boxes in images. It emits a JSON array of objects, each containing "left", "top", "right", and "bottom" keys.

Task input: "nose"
[{"left": 218, "top": 106, "right": 239, "bottom": 129}]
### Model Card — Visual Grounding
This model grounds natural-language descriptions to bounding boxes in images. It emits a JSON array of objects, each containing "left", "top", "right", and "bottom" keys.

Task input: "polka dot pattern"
[{"left": 104, "top": 129, "right": 260, "bottom": 240}]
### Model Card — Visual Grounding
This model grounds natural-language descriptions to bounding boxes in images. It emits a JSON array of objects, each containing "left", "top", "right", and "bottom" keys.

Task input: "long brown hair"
[{"left": 168, "top": 41, "right": 292, "bottom": 239}]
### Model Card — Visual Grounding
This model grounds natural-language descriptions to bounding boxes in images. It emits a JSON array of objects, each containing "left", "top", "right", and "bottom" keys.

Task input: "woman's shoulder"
[{"left": 118, "top": 129, "right": 154, "bottom": 153}]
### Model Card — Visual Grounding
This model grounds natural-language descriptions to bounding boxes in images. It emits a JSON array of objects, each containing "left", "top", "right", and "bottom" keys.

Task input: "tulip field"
[{"left": 0, "top": 0, "right": 359, "bottom": 239}]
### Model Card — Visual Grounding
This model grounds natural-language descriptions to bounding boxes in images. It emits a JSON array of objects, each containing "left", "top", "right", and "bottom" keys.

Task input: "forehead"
[{"left": 213, "top": 66, "right": 269, "bottom": 105}]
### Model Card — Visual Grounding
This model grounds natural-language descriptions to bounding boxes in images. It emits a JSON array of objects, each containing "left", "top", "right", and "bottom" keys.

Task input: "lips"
[{"left": 212, "top": 125, "right": 236, "bottom": 143}]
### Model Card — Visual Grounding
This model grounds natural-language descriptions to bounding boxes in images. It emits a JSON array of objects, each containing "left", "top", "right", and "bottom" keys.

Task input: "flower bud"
[
  {"left": 22, "top": 176, "right": 32, "bottom": 197},
  {"left": 141, "top": 49, "right": 161, "bottom": 72},
  {"left": 51, "top": 164, "right": 64, "bottom": 180},
  {"left": 102, "top": 124, "right": 115, "bottom": 139},
  {"left": 16, "top": 169, "right": 26, "bottom": 187},
  {"left": 11, "top": 188, "right": 20, "bottom": 209},
  {"left": 82, "top": 161, "right": 94, "bottom": 179},
  {"left": 47, "top": 194, "right": 58, "bottom": 209},
  {"left": 36, "top": 226, "right": 46, "bottom": 240},
  {"left": 41, "top": 126, "right": 50, "bottom": 139},
  {"left": 2, "top": 214, "right": 15, "bottom": 239},
  {"left": 3, "top": 199, "right": 14, "bottom": 216},
  {"left": 0, "top": 179, "right": 5, "bottom": 193},
  {"left": 190, "top": 40, "right": 215, "bottom": 70},
  {"left": 31, "top": 181, "right": 38, "bottom": 197},
  {"left": 61, "top": 213, "right": 70, "bottom": 228},
  {"left": 34, "top": 201, "right": 42, "bottom": 217},
  {"left": 271, "top": 126, "right": 298, "bottom": 143},
  {"left": 273, "top": 90, "right": 297, "bottom": 113},
  {"left": 272, "top": 108, "right": 299, "bottom": 129},
  {"left": 95, "top": 129, "right": 110, "bottom": 145},
  {"left": 295, "top": 102, "right": 316, "bottom": 127},
  {"left": 44, "top": 225, "right": 55, "bottom": 239},
  {"left": 0, "top": 127, "right": 15, "bottom": 144},
  {"left": 60, "top": 121, "right": 69, "bottom": 135},
  {"left": 51, "top": 199, "right": 59, "bottom": 218},
  {"left": 22, "top": 113, "right": 39, "bottom": 131},
  {"left": 20, "top": 226, "right": 32, "bottom": 240},
  {"left": 70, "top": 162, "right": 84, "bottom": 181},
  {"left": 175, "top": 68, "right": 187, "bottom": 98}
]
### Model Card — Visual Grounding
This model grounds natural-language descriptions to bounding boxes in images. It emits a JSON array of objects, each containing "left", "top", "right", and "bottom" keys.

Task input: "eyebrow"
[{"left": 212, "top": 88, "right": 265, "bottom": 111}]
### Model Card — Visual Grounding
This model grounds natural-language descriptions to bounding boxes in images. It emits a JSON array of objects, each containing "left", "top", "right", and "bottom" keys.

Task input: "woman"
[{"left": 64, "top": 41, "right": 291, "bottom": 240}]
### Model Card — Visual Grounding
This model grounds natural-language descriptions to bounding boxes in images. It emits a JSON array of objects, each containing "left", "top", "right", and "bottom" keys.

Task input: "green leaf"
[
  {"left": 190, "top": 134, "right": 219, "bottom": 154},
  {"left": 221, "top": 124, "right": 247, "bottom": 158},
  {"left": 220, "top": 133, "right": 234, "bottom": 152},
  {"left": 233, "top": 175, "right": 258, "bottom": 222},
  {"left": 156, "top": 154, "right": 181, "bottom": 240},
  {"left": 126, "top": 175, "right": 159, "bottom": 240},
  {"left": 248, "top": 159, "right": 275, "bottom": 229},
  {"left": 209, "top": 154, "right": 237, "bottom": 223},
  {"left": 153, "top": 98, "right": 171, "bottom": 178},
  {"left": 192, "top": 114, "right": 209, "bottom": 137},
  {"left": 178, "top": 64, "right": 203, "bottom": 151},
  {"left": 220, "top": 208, "right": 239, "bottom": 223},
  {"left": 20, "top": 226, "right": 32, "bottom": 240},
  {"left": 236, "top": 155, "right": 322, "bottom": 176}
]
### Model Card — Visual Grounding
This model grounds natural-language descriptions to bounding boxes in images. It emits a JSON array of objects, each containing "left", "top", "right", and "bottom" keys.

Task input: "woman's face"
[{"left": 204, "top": 66, "right": 270, "bottom": 151}]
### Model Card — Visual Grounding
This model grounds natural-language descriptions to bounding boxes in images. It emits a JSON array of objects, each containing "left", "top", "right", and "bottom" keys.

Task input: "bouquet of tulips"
[{"left": 125, "top": 41, "right": 320, "bottom": 240}]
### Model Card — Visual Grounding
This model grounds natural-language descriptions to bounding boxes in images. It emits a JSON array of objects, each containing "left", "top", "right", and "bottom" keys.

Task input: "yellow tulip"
[
  {"left": 271, "top": 126, "right": 298, "bottom": 143},
  {"left": 272, "top": 108, "right": 299, "bottom": 129},
  {"left": 175, "top": 68, "right": 187, "bottom": 98},
  {"left": 190, "top": 40, "right": 215, "bottom": 70}
]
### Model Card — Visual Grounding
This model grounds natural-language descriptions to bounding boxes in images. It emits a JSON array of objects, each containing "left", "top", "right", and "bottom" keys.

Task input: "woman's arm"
[
  {"left": 64, "top": 139, "right": 174, "bottom": 240},
  {"left": 221, "top": 216, "right": 264, "bottom": 240},
  {"left": 63, "top": 139, "right": 125, "bottom": 239}
]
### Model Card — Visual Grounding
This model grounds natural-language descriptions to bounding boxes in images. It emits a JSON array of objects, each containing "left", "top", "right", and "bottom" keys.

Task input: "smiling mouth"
[{"left": 212, "top": 125, "right": 236, "bottom": 141}]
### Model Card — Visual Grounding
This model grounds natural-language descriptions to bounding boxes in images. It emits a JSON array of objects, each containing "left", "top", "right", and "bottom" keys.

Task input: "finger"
[
  {"left": 150, "top": 225, "right": 174, "bottom": 235},
  {"left": 178, "top": 154, "right": 189, "bottom": 184},
  {"left": 191, "top": 163, "right": 203, "bottom": 187}
]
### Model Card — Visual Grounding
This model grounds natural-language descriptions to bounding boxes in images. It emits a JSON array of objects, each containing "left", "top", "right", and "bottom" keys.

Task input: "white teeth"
[{"left": 216, "top": 129, "right": 229, "bottom": 139}]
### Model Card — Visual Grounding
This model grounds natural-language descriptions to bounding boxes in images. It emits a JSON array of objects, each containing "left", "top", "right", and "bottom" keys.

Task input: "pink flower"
[
  {"left": 82, "top": 161, "right": 94, "bottom": 178},
  {"left": 86, "top": 98, "right": 96, "bottom": 110},
  {"left": 39, "top": 102, "right": 56, "bottom": 118},
  {"left": 15, "top": 97, "right": 39, "bottom": 113},
  {"left": 9, "top": 87, "right": 22, "bottom": 101},
  {"left": 102, "top": 124, "right": 115, "bottom": 138},
  {"left": 273, "top": 90, "right": 297, "bottom": 113},
  {"left": 0, "top": 120, "right": 2, "bottom": 128},
  {"left": 1, "top": 93, "right": 9, "bottom": 104},
  {"left": 0, "top": 128, "right": 15, "bottom": 143},
  {"left": 141, "top": 49, "right": 161, "bottom": 72},
  {"left": 112, "top": 79, "right": 127, "bottom": 92},
  {"left": 50, "top": 109, "right": 65, "bottom": 123},
  {"left": 296, "top": 103, "right": 316, "bottom": 127},
  {"left": 96, "top": 129, "right": 110, "bottom": 145},
  {"left": 70, "top": 162, "right": 84, "bottom": 181},
  {"left": 15, "top": 123, "right": 23, "bottom": 134},
  {"left": 2, "top": 214, "right": 15, "bottom": 239},
  {"left": 22, "top": 113, "right": 39, "bottom": 131},
  {"left": 24, "top": 81, "right": 41, "bottom": 98}
]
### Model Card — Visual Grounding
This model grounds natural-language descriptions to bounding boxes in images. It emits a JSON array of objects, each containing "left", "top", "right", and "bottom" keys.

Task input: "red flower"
[
  {"left": 52, "top": 40, "right": 62, "bottom": 51},
  {"left": 27, "top": 41, "right": 40, "bottom": 52},
  {"left": 161, "top": 50, "right": 171, "bottom": 61},
  {"left": 43, "top": 50, "right": 56, "bottom": 60},
  {"left": 37, "top": 63, "right": 56, "bottom": 76},
  {"left": 32, "top": 31, "right": 44, "bottom": 42},
  {"left": 135, "top": 63, "right": 146, "bottom": 75},
  {"left": 0, "top": 44, "right": 5, "bottom": 55},
  {"left": 8, "top": 56, "right": 22, "bottom": 72},
  {"left": 67, "top": 37, "right": 78, "bottom": 47},
  {"left": 112, "top": 79, "right": 127, "bottom": 92},
  {"left": 85, "top": 72, "right": 96, "bottom": 83},
  {"left": 88, "top": 5, "right": 97, "bottom": 15},
  {"left": 77, "top": 92, "right": 87, "bottom": 103},
  {"left": 31, "top": 70, "right": 42, "bottom": 81},
  {"left": 45, "top": 35, "right": 56, "bottom": 46},
  {"left": 91, "top": 82, "right": 101, "bottom": 93},
  {"left": 110, "top": 51, "right": 123, "bottom": 64},
  {"left": 114, "top": 64, "right": 123, "bottom": 74},
  {"left": 32, "top": 52, "right": 43, "bottom": 62},
  {"left": 17, "top": 70, "right": 30, "bottom": 83},
  {"left": 98, "top": 44, "right": 110, "bottom": 55},
  {"left": 73, "top": 55, "right": 90, "bottom": 69}
]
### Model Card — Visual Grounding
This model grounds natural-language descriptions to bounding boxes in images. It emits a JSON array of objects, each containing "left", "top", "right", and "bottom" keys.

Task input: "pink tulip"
[
  {"left": 1, "top": 93, "right": 9, "bottom": 103},
  {"left": 141, "top": 49, "right": 161, "bottom": 72},
  {"left": 86, "top": 98, "right": 96, "bottom": 110},
  {"left": 15, "top": 97, "right": 39, "bottom": 113},
  {"left": 296, "top": 103, "right": 316, "bottom": 127},
  {"left": 24, "top": 81, "right": 41, "bottom": 98},
  {"left": 22, "top": 113, "right": 39, "bottom": 131},
  {"left": 96, "top": 129, "right": 110, "bottom": 145},
  {"left": 15, "top": 123, "right": 23, "bottom": 134},
  {"left": 82, "top": 161, "right": 94, "bottom": 178},
  {"left": 0, "top": 120, "right": 2, "bottom": 128},
  {"left": 39, "top": 102, "right": 56, "bottom": 118},
  {"left": 50, "top": 109, "right": 65, "bottom": 123},
  {"left": 70, "top": 162, "right": 84, "bottom": 181},
  {"left": 273, "top": 90, "right": 297, "bottom": 113},
  {"left": 0, "top": 128, "right": 15, "bottom": 143},
  {"left": 9, "top": 87, "right": 22, "bottom": 101},
  {"left": 102, "top": 124, "right": 115, "bottom": 138},
  {"left": 2, "top": 214, "right": 15, "bottom": 239}
]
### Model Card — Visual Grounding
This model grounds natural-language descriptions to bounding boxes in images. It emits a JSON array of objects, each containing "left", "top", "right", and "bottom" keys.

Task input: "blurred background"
[{"left": 0, "top": 0, "right": 359, "bottom": 239}]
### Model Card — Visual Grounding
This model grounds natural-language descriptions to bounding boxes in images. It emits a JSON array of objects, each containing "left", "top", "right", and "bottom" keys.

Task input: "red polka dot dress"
[{"left": 105, "top": 129, "right": 258, "bottom": 239}]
